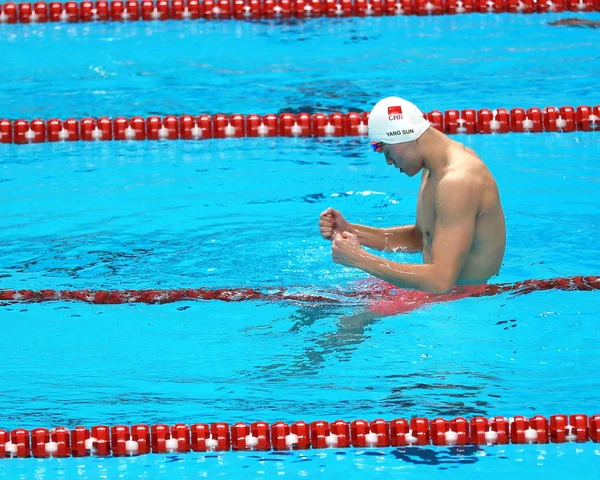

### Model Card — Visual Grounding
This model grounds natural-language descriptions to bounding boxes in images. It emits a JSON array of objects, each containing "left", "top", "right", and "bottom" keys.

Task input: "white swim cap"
[{"left": 368, "top": 96, "right": 430, "bottom": 144}]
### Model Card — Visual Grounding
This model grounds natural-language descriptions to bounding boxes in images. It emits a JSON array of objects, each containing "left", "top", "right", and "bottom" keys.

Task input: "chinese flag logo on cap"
[{"left": 388, "top": 106, "right": 403, "bottom": 115}]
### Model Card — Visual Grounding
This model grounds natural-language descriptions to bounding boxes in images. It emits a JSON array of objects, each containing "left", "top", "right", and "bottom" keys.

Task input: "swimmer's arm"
[
  {"left": 352, "top": 177, "right": 477, "bottom": 293},
  {"left": 349, "top": 223, "right": 423, "bottom": 253}
]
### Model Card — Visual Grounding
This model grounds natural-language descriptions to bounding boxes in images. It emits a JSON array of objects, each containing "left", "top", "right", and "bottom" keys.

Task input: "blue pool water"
[{"left": 1, "top": 10, "right": 600, "bottom": 479}]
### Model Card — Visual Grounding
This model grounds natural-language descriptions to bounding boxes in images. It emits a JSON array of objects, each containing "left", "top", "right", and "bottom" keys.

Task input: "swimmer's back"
[{"left": 448, "top": 142, "right": 506, "bottom": 284}]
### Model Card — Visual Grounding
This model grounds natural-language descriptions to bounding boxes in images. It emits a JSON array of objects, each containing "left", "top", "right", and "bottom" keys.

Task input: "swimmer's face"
[{"left": 379, "top": 142, "right": 421, "bottom": 177}]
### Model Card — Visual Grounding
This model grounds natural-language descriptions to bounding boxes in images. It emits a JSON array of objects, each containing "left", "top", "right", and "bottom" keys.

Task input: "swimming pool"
[{"left": 1, "top": 5, "right": 600, "bottom": 479}]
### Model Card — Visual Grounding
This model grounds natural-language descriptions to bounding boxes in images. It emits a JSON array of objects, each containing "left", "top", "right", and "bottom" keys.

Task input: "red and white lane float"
[
  {"left": 1, "top": 0, "right": 600, "bottom": 24},
  {"left": 1, "top": 275, "right": 599, "bottom": 305},
  {"left": 0, "top": 105, "right": 598, "bottom": 144},
  {"left": 1, "top": 414, "right": 598, "bottom": 458}
]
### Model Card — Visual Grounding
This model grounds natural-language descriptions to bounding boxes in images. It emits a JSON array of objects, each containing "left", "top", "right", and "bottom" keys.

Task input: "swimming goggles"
[{"left": 370, "top": 142, "right": 385, "bottom": 153}]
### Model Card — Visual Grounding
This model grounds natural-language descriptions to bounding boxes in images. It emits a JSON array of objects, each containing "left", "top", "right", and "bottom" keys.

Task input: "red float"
[
  {"left": 146, "top": 116, "right": 177, "bottom": 140},
  {"left": 179, "top": 114, "right": 212, "bottom": 140},
  {"left": 279, "top": 113, "right": 312, "bottom": 137},
  {"left": 211, "top": 422, "right": 231, "bottom": 451},
  {"left": 232, "top": 0, "right": 262, "bottom": 19},
  {"left": 344, "top": 112, "right": 369, "bottom": 137},
  {"left": 475, "top": 0, "right": 504, "bottom": 12},
  {"left": 310, "top": 421, "right": 330, "bottom": 449},
  {"left": 0, "top": 3, "right": 18, "bottom": 23},
  {"left": 34, "top": 1, "right": 50, "bottom": 20},
  {"left": 14, "top": 119, "right": 45, "bottom": 143},
  {"left": 18, "top": 3, "right": 34, "bottom": 23},
  {"left": 566, "top": 0, "right": 595, "bottom": 11},
  {"left": 271, "top": 422, "right": 290, "bottom": 450},
  {"left": 369, "top": 419, "right": 390, "bottom": 447},
  {"left": 141, "top": 0, "right": 170, "bottom": 20},
  {"left": 525, "top": 107, "right": 544, "bottom": 131},
  {"left": 489, "top": 416, "right": 509, "bottom": 444},
  {"left": 537, "top": 0, "right": 566, "bottom": 11},
  {"left": 324, "top": 0, "right": 353, "bottom": 16},
  {"left": 574, "top": 106, "right": 597, "bottom": 131},
  {"left": 511, "top": 107, "right": 543, "bottom": 132},
  {"left": 389, "top": 418, "right": 410, "bottom": 446},
  {"left": 290, "top": 421, "right": 311, "bottom": 449},
  {"left": 190, "top": 424, "right": 210, "bottom": 452},
  {"left": 528, "top": 415, "right": 549, "bottom": 444},
  {"left": 0, "top": 430, "right": 10, "bottom": 457},
  {"left": 294, "top": 0, "right": 324, "bottom": 18},
  {"left": 70, "top": 426, "right": 91, "bottom": 457},
  {"left": 31, "top": 428, "right": 51, "bottom": 458},
  {"left": 414, "top": 0, "right": 444, "bottom": 15},
  {"left": 94, "top": 1, "right": 111, "bottom": 20},
  {"left": 114, "top": 117, "right": 130, "bottom": 140},
  {"left": 171, "top": 424, "right": 190, "bottom": 453},
  {"left": 262, "top": 0, "right": 292, "bottom": 18},
  {"left": 470, "top": 417, "right": 490, "bottom": 444},
  {"left": 493, "top": 108, "right": 510, "bottom": 133},
  {"left": 0, "top": 119, "right": 13, "bottom": 143},
  {"left": 410, "top": 418, "right": 429, "bottom": 446},
  {"left": 80, "top": 2, "right": 95, "bottom": 21},
  {"left": 445, "top": 0, "right": 474, "bottom": 13},
  {"left": 90, "top": 426, "right": 111, "bottom": 456},
  {"left": 312, "top": 112, "right": 345, "bottom": 137},
  {"left": 448, "top": 417, "right": 469, "bottom": 445},
  {"left": 506, "top": 0, "right": 535, "bottom": 12},
  {"left": 330, "top": 420, "right": 350, "bottom": 448},
  {"left": 119, "top": 116, "right": 142, "bottom": 140},
  {"left": 354, "top": 0, "right": 384, "bottom": 17},
  {"left": 151, "top": 424, "right": 171, "bottom": 453},
  {"left": 213, "top": 114, "right": 245, "bottom": 138},
  {"left": 231, "top": 423, "right": 250, "bottom": 450},
  {"left": 246, "top": 114, "right": 278, "bottom": 137},
  {"left": 569, "top": 414, "right": 589, "bottom": 442},
  {"left": 350, "top": 420, "right": 372, "bottom": 447},
  {"left": 203, "top": 0, "right": 232, "bottom": 18},
  {"left": 426, "top": 110, "right": 444, "bottom": 132},
  {"left": 50, "top": 427, "right": 71, "bottom": 457},
  {"left": 444, "top": 109, "right": 476, "bottom": 134},
  {"left": 111, "top": 425, "right": 130, "bottom": 456},
  {"left": 251, "top": 421, "right": 272, "bottom": 450},
  {"left": 590, "top": 414, "right": 600, "bottom": 442},
  {"left": 131, "top": 425, "right": 151, "bottom": 455},
  {"left": 11, "top": 429, "right": 31, "bottom": 458},
  {"left": 431, "top": 418, "right": 449, "bottom": 446},
  {"left": 544, "top": 105, "right": 576, "bottom": 132},
  {"left": 112, "top": 0, "right": 141, "bottom": 20},
  {"left": 559, "top": 106, "right": 576, "bottom": 131}
]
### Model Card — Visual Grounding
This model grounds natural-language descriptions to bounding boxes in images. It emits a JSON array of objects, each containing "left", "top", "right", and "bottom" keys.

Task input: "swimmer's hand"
[
  {"left": 332, "top": 231, "right": 366, "bottom": 268},
  {"left": 319, "top": 207, "right": 352, "bottom": 240}
]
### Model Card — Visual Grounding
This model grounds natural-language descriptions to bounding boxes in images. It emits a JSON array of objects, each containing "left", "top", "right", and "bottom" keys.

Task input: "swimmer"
[
  {"left": 548, "top": 18, "right": 600, "bottom": 28},
  {"left": 319, "top": 96, "right": 506, "bottom": 294}
]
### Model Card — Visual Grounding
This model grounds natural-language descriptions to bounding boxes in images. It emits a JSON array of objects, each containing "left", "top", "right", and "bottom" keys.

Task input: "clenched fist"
[{"left": 318, "top": 207, "right": 352, "bottom": 240}]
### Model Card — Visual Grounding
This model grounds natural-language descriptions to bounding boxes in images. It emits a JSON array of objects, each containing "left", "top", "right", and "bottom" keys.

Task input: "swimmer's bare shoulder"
[
  {"left": 444, "top": 143, "right": 498, "bottom": 200},
  {"left": 448, "top": 141, "right": 488, "bottom": 175}
]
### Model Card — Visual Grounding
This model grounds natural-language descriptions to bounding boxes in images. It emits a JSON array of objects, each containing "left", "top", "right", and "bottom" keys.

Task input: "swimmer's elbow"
[
  {"left": 425, "top": 274, "right": 456, "bottom": 295},
  {"left": 426, "top": 283, "right": 454, "bottom": 295}
]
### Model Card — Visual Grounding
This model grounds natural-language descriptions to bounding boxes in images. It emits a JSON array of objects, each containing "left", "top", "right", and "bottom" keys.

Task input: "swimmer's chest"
[{"left": 416, "top": 170, "right": 436, "bottom": 245}]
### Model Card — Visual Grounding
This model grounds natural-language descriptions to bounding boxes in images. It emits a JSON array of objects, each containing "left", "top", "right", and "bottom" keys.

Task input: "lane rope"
[
  {"left": 1, "top": 0, "right": 598, "bottom": 25},
  {"left": 1, "top": 414, "right": 599, "bottom": 458},
  {"left": 1, "top": 276, "right": 599, "bottom": 305},
  {"left": 1, "top": 105, "right": 599, "bottom": 144}
]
